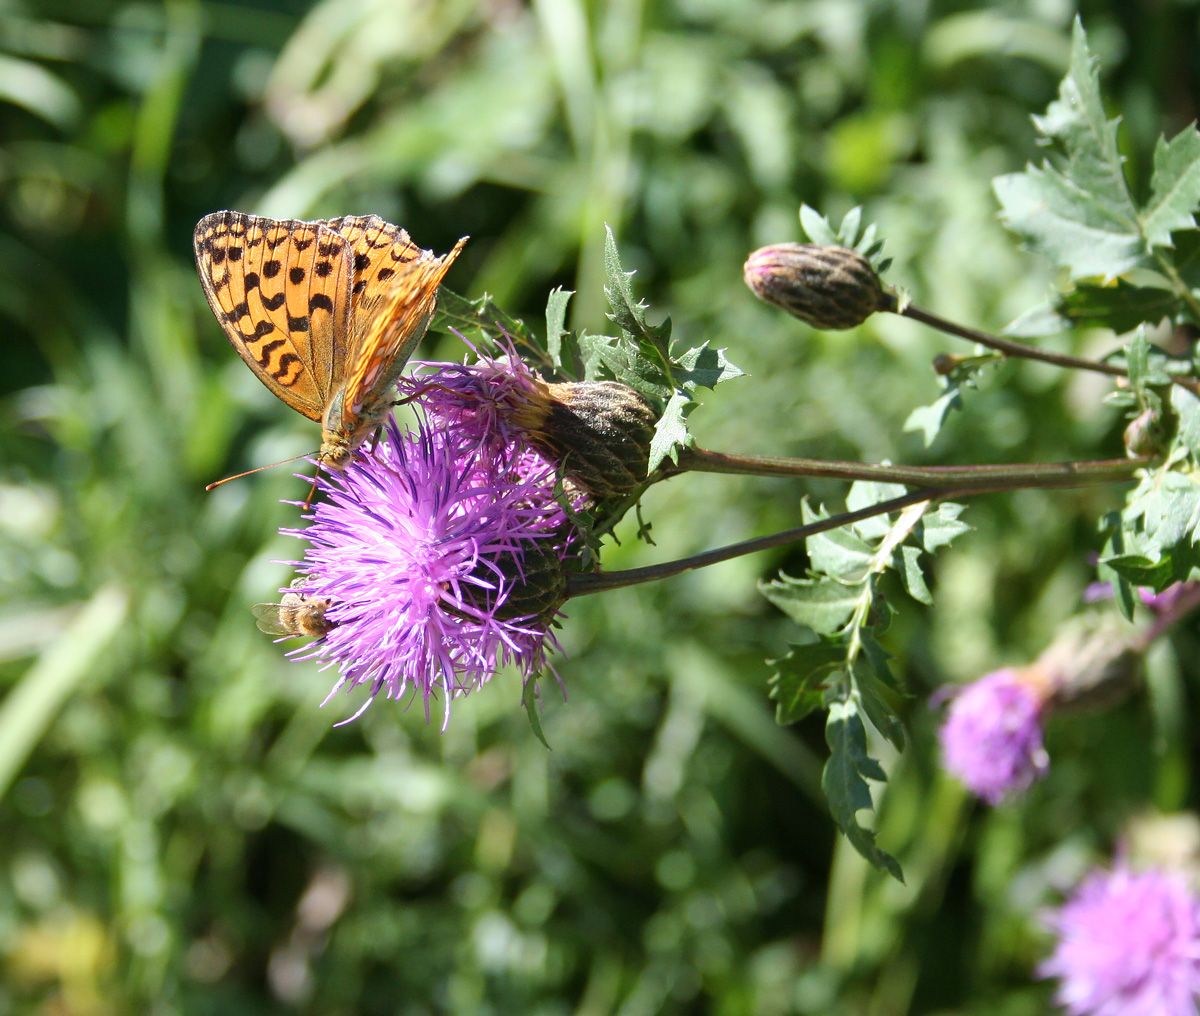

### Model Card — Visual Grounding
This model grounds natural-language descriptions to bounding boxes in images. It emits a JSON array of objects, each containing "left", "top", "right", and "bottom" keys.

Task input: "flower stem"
[
  {"left": 569, "top": 451, "right": 1148, "bottom": 598},
  {"left": 889, "top": 297, "right": 1200, "bottom": 396},
  {"left": 1137, "top": 582, "right": 1200, "bottom": 650},
  {"left": 567, "top": 488, "right": 947, "bottom": 597},
  {"left": 678, "top": 446, "right": 1148, "bottom": 490}
]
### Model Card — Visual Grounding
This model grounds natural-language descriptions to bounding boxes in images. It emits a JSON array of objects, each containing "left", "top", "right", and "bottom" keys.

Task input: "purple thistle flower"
[
  {"left": 1039, "top": 864, "right": 1200, "bottom": 1016},
  {"left": 404, "top": 343, "right": 549, "bottom": 456},
  {"left": 285, "top": 416, "right": 570, "bottom": 730},
  {"left": 938, "top": 667, "right": 1049, "bottom": 805}
]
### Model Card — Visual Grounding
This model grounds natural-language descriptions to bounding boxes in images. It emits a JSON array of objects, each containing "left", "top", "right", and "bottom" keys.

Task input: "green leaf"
[
  {"left": 545, "top": 287, "right": 578, "bottom": 376},
  {"left": 898, "top": 545, "right": 933, "bottom": 605},
  {"left": 759, "top": 575, "right": 859, "bottom": 636},
  {"left": 1143, "top": 125, "right": 1200, "bottom": 247},
  {"left": 992, "top": 21, "right": 1143, "bottom": 279},
  {"left": 853, "top": 648, "right": 906, "bottom": 751},
  {"left": 904, "top": 386, "right": 964, "bottom": 447},
  {"left": 433, "top": 288, "right": 549, "bottom": 368},
  {"left": 674, "top": 343, "right": 746, "bottom": 391},
  {"left": 647, "top": 390, "right": 693, "bottom": 472},
  {"left": 1173, "top": 386, "right": 1200, "bottom": 456},
  {"left": 602, "top": 225, "right": 674, "bottom": 381},
  {"left": 799, "top": 203, "right": 839, "bottom": 245},
  {"left": 1008, "top": 282, "right": 1180, "bottom": 337},
  {"left": 522, "top": 678, "right": 552, "bottom": 750},
  {"left": 917, "top": 502, "right": 971, "bottom": 552},
  {"left": 823, "top": 700, "right": 903, "bottom": 881},
  {"left": 846, "top": 479, "right": 909, "bottom": 540},
  {"left": 767, "top": 641, "right": 844, "bottom": 724},
  {"left": 802, "top": 500, "right": 875, "bottom": 581}
]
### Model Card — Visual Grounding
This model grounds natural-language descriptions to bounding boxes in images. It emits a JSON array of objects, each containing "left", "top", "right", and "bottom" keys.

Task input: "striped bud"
[{"left": 744, "top": 243, "right": 889, "bottom": 330}]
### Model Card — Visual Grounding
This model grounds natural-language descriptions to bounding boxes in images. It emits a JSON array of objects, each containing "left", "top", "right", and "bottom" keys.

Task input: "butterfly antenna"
[{"left": 205, "top": 452, "right": 315, "bottom": 491}]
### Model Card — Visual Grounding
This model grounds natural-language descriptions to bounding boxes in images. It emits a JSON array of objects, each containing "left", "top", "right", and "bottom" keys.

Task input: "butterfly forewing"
[
  {"left": 194, "top": 211, "right": 354, "bottom": 422},
  {"left": 195, "top": 209, "right": 466, "bottom": 470}
]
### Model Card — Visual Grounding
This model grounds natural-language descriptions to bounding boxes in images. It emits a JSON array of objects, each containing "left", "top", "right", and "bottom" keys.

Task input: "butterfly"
[
  {"left": 253, "top": 578, "right": 335, "bottom": 638},
  {"left": 194, "top": 210, "right": 467, "bottom": 469}
]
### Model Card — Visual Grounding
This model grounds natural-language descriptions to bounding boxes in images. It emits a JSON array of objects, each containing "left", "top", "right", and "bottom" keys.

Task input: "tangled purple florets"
[
  {"left": 403, "top": 344, "right": 543, "bottom": 453},
  {"left": 938, "top": 667, "right": 1049, "bottom": 805},
  {"left": 286, "top": 417, "right": 567, "bottom": 729},
  {"left": 1039, "top": 864, "right": 1200, "bottom": 1016}
]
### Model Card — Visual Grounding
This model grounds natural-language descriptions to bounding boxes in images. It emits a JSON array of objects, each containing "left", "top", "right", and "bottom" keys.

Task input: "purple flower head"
[
  {"left": 1039, "top": 864, "right": 1200, "bottom": 1016},
  {"left": 938, "top": 667, "right": 1049, "bottom": 805},
  {"left": 285, "top": 416, "right": 570, "bottom": 730},
  {"left": 403, "top": 341, "right": 551, "bottom": 457}
]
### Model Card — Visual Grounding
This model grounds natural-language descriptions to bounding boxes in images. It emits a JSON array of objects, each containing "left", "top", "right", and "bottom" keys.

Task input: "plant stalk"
[
  {"left": 679, "top": 446, "right": 1148, "bottom": 489},
  {"left": 890, "top": 297, "right": 1200, "bottom": 396}
]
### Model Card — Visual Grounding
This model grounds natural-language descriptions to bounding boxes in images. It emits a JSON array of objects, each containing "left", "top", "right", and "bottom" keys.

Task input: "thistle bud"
[
  {"left": 933, "top": 353, "right": 968, "bottom": 376},
  {"left": 1124, "top": 408, "right": 1169, "bottom": 459},
  {"left": 461, "top": 539, "right": 567, "bottom": 626},
  {"left": 743, "top": 243, "right": 890, "bottom": 330},
  {"left": 1035, "top": 615, "right": 1142, "bottom": 712},
  {"left": 528, "top": 381, "right": 659, "bottom": 500}
]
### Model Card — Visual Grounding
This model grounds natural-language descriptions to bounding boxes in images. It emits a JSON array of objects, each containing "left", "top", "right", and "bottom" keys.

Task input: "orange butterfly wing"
[
  {"left": 193, "top": 211, "right": 353, "bottom": 422},
  {"left": 195, "top": 210, "right": 466, "bottom": 467},
  {"left": 325, "top": 215, "right": 468, "bottom": 413}
]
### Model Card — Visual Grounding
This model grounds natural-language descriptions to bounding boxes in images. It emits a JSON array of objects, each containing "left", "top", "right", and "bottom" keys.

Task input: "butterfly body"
[{"left": 193, "top": 210, "right": 466, "bottom": 469}]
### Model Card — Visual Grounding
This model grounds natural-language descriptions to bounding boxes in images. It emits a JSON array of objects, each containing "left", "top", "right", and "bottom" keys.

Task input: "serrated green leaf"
[
  {"left": 1144, "top": 125, "right": 1200, "bottom": 247},
  {"left": 1008, "top": 281, "right": 1179, "bottom": 338},
  {"left": 993, "top": 21, "right": 1143, "bottom": 279},
  {"left": 1099, "top": 552, "right": 1177, "bottom": 590},
  {"left": 545, "top": 287, "right": 575, "bottom": 374},
  {"left": 898, "top": 545, "right": 933, "bottom": 604},
  {"left": 767, "top": 641, "right": 844, "bottom": 724},
  {"left": 801, "top": 500, "right": 875, "bottom": 581},
  {"left": 522, "top": 679, "right": 552, "bottom": 750},
  {"left": 799, "top": 203, "right": 838, "bottom": 245},
  {"left": 674, "top": 343, "right": 746, "bottom": 391},
  {"left": 853, "top": 655, "right": 906, "bottom": 751},
  {"left": 759, "top": 575, "right": 859, "bottom": 635},
  {"left": 1125, "top": 469, "right": 1200, "bottom": 546},
  {"left": 917, "top": 502, "right": 971, "bottom": 552},
  {"left": 858, "top": 628, "right": 902, "bottom": 694},
  {"left": 647, "top": 390, "right": 693, "bottom": 472},
  {"left": 1173, "top": 386, "right": 1200, "bottom": 455},
  {"left": 823, "top": 700, "right": 903, "bottom": 881},
  {"left": 602, "top": 225, "right": 674, "bottom": 370},
  {"left": 846, "top": 479, "right": 908, "bottom": 541},
  {"left": 904, "top": 386, "right": 963, "bottom": 447},
  {"left": 838, "top": 206, "right": 862, "bottom": 246}
]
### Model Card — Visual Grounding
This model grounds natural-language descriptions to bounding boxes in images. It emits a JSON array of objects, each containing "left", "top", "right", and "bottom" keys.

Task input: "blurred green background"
[{"left": 2, "top": 0, "right": 1198, "bottom": 1012}]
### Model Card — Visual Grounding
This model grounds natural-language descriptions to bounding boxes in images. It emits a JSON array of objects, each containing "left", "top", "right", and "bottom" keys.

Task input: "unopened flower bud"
[
  {"left": 535, "top": 382, "right": 658, "bottom": 499},
  {"left": 1034, "top": 615, "right": 1142, "bottom": 711},
  {"left": 461, "top": 539, "right": 567, "bottom": 625},
  {"left": 933, "top": 353, "right": 968, "bottom": 376},
  {"left": 1124, "top": 408, "right": 1169, "bottom": 459},
  {"left": 743, "top": 243, "right": 890, "bottom": 330}
]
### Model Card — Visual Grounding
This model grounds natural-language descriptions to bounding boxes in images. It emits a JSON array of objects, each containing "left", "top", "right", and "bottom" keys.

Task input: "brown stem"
[
  {"left": 891, "top": 298, "right": 1200, "bottom": 397},
  {"left": 679, "top": 446, "right": 1149, "bottom": 490}
]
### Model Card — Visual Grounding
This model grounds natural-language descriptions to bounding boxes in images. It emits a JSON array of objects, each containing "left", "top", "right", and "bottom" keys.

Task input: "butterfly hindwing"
[
  {"left": 325, "top": 216, "right": 467, "bottom": 413},
  {"left": 193, "top": 211, "right": 354, "bottom": 422}
]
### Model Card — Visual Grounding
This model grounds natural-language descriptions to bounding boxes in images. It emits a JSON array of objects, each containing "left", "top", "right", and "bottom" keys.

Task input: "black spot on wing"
[
  {"left": 261, "top": 292, "right": 286, "bottom": 311},
  {"left": 288, "top": 315, "right": 310, "bottom": 333},
  {"left": 309, "top": 293, "right": 334, "bottom": 314},
  {"left": 263, "top": 259, "right": 281, "bottom": 278},
  {"left": 290, "top": 266, "right": 306, "bottom": 284}
]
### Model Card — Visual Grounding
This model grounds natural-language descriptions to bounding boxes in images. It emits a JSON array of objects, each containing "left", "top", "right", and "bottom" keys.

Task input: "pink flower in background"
[
  {"left": 938, "top": 668, "right": 1049, "bottom": 804},
  {"left": 1040, "top": 864, "right": 1200, "bottom": 1016}
]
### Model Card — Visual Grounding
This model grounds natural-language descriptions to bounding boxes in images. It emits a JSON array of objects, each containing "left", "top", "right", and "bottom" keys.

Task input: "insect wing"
[{"left": 194, "top": 211, "right": 354, "bottom": 421}]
